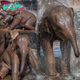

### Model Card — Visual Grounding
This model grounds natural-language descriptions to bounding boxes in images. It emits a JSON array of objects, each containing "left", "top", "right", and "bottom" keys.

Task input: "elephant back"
[{"left": 38, "top": 0, "right": 63, "bottom": 33}]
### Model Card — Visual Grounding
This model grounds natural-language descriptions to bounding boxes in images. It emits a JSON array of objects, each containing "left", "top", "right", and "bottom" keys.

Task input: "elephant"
[
  {"left": 0, "top": 31, "right": 11, "bottom": 56},
  {"left": 4, "top": 9, "right": 36, "bottom": 30},
  {"left": 38, "top": 0, "right": 79, "bottom": 76},
  {"left": 0, "top": 35, "right": 39, "bottom": 80}
]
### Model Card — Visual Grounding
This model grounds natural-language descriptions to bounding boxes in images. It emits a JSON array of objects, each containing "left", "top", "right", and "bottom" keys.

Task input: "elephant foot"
[
  {"left": 61, "top": 61, "right": 69, "bottom": 75},
  {"left": 0, "top": 72, "right": 3, "bottom": 79},
  {"left": 11, "top": 77, "right": 19, "bottom": 80},
  {"left": 46, "top": 68, "right": 57, "bottom": 76}
]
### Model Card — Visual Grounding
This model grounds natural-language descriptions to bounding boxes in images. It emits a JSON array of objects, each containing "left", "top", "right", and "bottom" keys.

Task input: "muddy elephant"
[
  {"left": 0, "top": 31, "right": 11, "bottom": 56},
  {"left": 0, "top": 35, "right": 39, "bottom": 80},
  {"left": 4, "top": 9, "right": 36, "bottom": 30},
  {"left": 38, "top": 0, "right": 79, "bottom": 76}
]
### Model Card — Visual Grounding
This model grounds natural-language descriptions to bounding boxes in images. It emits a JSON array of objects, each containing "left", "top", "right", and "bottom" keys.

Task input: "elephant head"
[
  {"left": 7, "top": 10, "right": 20, "bottom": 16},
  {"left": 44, "top": 6, "right": 79, "bottom": 57},
  {"left": 11, "top": 35, "right": 30, "bottom": 74}
]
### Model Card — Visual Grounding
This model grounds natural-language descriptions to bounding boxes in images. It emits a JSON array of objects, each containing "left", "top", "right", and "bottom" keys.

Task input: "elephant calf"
[
  {"left": 0, "top": 35, "right": 39, "bottom": 80},
  {"left": 4, "top": 9, "right": 36, "bottom": 30},
  {"left": 38, "top": 0, "right": 79, "bottom": 76}
]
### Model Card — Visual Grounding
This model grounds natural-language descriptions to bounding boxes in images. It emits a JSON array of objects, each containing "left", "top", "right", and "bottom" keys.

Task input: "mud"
[
  {"left": 0, "top": 56, "right": 79, "bottom": 80},
  {"left": 1, "top": 73, "right": 80, "bottom": 80}
]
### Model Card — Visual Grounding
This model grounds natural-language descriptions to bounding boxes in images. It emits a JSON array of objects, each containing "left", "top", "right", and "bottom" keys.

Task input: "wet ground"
[
  {"left": 0, "top": 75, "right": 66, "bottom": 80},
  {"left": 1, "top": 73, "right": 80, "bottom": 80},
  {"left": 0, "top": 57, "right": 80, "bottom": 80}
]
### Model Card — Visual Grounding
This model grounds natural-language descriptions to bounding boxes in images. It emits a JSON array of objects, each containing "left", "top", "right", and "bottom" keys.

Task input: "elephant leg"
[
  {"left": 41, "top": 38, "right": 57, "bottom": 75},
  {"left": 11, "top": 51, "right": 19, "bottom": 80},
  {"left": 9, "top": 19, "right": 20, "bottom": 30},
  {"left": 29, "top": 48, "right": 39, "bottom": 72},
  {"left": 60, "top": 40, "right": 71, "bottom": 74},
  {"left": 24, "top": 17, "right": 35, "bottom": 30},
  {"left": 0, "top": 61, "right": 9, "bottom": 79}
]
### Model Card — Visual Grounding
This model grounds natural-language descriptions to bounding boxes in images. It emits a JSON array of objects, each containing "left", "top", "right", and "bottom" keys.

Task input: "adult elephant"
[
  {"left": 0, "top": 31, "right": 11, "bottom": 56},
  {"left": 38, "top": 0, "right": 79, "bottom": 76},
  {"left": 0, "top": 35, "right": 39, "bottom": 80},
  {"left": 4, "top": 9, "right": 36, "bottom": 30}
]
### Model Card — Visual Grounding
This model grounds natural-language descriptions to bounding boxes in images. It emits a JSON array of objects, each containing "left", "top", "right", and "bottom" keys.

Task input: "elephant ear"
[
  {"left": 69, "top": 7, "right": 74, "bottom": 18},
  {"left": 11, "top": 39, "right": 16, "bottom": 52},
  {"left": 44, "top": 17, "right": 51, "bottom": 33},
  {"left": 11, "top": 38, "right": 19, "bottom": 52}
]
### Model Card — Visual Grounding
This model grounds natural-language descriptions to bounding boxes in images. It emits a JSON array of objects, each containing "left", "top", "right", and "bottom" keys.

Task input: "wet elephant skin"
[
  {"left": 0, "top": 35, "right": 39, "bottom": 80},
  {"left": 5, "top": 9, "right": 36, "bottom": 30},
  {"left": 38, "top": 0, "right": 79, "bottom": 76}
]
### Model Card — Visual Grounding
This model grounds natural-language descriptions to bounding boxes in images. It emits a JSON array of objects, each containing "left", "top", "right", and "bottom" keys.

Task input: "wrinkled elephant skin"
[
  {"left": 39, "top": 0, "right": 79, "bottom": 75},
  {"left": 6, "top": 10, "right": 36, "bottom": 30},
  {"left": 0, "top": 35, "right": 39, "bottom": 80}
]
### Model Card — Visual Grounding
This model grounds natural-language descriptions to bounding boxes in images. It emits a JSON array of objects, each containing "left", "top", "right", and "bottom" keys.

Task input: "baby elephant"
[
  {"left": 0, "top": 35, "right": 39, "bottom": 80},
  {"left": 5, "top": 9, "right": 36, "bottom": 30}
]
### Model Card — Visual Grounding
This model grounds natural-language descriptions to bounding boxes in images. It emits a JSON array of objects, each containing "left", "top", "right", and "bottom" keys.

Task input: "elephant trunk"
[
  {"left": 69, "top": 31, "right": 79, "bottom": 57},
  {"left": 20, "top": 51, "right": 26, "bottom": 74}
]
